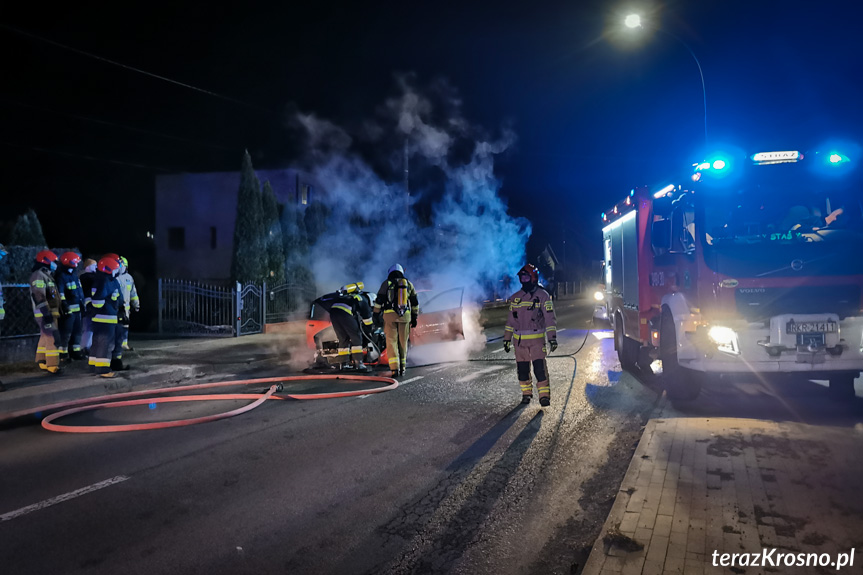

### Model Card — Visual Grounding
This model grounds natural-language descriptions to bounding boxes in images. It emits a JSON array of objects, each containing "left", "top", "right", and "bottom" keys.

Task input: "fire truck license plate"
[{"left": 786, "top": 321, "right": 837, "bottom": 334}]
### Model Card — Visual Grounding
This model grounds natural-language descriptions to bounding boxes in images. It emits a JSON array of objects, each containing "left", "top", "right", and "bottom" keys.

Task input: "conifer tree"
[
  {"left": 280, "top": 195, "right": 314, "bottom": 288},
  {"left": 230, "top": 151, "right": 266, "bottom": 283},
  {"left": 10, "top": 209, "right": 47, "bottom": 247},
  {"left": 261, "top": 180, "right": 286, "bottom": 284}
]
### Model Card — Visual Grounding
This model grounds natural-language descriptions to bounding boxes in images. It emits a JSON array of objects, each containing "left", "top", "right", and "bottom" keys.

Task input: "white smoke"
[{"left": 291, "top": 77, "right": 531, "bottom": 360}]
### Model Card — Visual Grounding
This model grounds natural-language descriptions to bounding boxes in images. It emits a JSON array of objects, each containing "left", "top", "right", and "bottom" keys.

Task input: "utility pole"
[{"left": 404, "top": 138, "right": 410, "bottom": 215}]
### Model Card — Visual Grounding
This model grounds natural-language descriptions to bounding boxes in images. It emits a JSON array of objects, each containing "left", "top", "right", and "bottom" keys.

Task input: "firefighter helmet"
[
  {"left": 103, "top": 253, "right": 120, "bottom": 263},
  {"left": 119, "top": 256, "right": 129, "bottom": 268},
  {"left": 60, "top": 251, "right": 82, "bottom": 268},
  {"left": 388, "top": 264, "right": 404, "bottom": 276},
  {"left": 98, "top": 256, "right": 121, "bottom": 276},
  {"left": 517, "top": 264, "right": 539, "bottom": 284},
  {"left": 35, "top": 250, "right": 59, "bottom": 266}
]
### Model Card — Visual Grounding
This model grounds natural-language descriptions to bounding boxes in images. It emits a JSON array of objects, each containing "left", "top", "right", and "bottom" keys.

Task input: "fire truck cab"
[{"left": 602, "top": 145, "right": 863, "bottom": 400}]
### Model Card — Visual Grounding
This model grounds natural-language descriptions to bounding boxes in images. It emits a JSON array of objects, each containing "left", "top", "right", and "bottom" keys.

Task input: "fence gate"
[
  {"left": 236, "top": 282, "right": 264, "bottom": 336},
  {"left": 158, "top": 279, "right": 235, "bottom": 336}
]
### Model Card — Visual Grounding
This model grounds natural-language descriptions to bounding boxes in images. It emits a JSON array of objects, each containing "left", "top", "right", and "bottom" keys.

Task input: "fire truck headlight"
[
  {"left": 708, "top": 325, "right": 739, "bottom": 354},
  {"left": 594, "top": 290, "right": 605, "bottom": 302}
]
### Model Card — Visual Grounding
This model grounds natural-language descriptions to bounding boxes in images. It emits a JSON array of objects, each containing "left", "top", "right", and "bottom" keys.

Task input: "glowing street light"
[{"left": 624, "top": 13, "right": 708, "bottom": 151}]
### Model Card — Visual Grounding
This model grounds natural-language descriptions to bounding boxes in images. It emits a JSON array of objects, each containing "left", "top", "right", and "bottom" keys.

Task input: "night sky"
[{"left": 2, "top": 0, "right": 861, "bottom": 275}]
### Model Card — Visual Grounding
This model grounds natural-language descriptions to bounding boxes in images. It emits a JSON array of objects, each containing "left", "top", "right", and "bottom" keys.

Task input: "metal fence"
[
  {"left": 0, "top": 284, "right": 39, "bottom": 339},
  {"left": 266, "top": 282, "right": 317, "bottom": 324},
  {"left": 158, "top": 279, "right": 235, "bottom": 336},
  {"left": 158, "top": 279, "right": 316, "bottom": 337}
]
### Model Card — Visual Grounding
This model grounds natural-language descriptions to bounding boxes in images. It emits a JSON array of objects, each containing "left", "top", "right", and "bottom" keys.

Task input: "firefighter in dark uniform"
[
  {"left": 88, "top": 256, "right": 123, "bottom": 378},
  {"left": 314, "top": 282, "right": 373, "bottom": 372},
  {"left": 55, "top": 251, "right": 85, "bottom": 361}
]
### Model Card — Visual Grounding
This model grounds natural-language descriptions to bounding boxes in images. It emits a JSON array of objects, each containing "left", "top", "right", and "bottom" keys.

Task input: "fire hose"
[{"left": 1, "top": 375, "right": 398, "bottom": 434}]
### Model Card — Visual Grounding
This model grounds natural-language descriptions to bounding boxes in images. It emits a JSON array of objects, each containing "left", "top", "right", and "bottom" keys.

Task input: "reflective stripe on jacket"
[{"left": 503, "top": 286, "right": 557, "bottom": 344}]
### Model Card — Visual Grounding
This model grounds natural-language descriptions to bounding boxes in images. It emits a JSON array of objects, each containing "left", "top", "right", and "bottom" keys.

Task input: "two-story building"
[{"left": 155, "top": 168, "right": 320, "bottom": 282}]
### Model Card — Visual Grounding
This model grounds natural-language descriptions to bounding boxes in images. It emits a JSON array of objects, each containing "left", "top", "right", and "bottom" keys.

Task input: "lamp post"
[{"left": 625, "top": 14, "right": 708, "bottom": 151}]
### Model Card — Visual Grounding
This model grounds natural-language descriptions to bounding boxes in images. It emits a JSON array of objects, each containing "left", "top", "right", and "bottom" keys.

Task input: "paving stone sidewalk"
[{"left": 583, "top": 417, "right": 863, "bottom": 575}]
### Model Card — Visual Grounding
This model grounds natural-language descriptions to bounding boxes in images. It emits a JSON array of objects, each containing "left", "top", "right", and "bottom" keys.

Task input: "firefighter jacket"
[
  {"left": 373, "top": 275, "right": 420, "bottom": 323},
  {"left": 55, "top": 267, "right": 85, "bottom": 314},
  {"left": 89, "top": 271, "right": 122, "bottom": 324},
  {"left": 117, "top": 271, "right": 140, "bottom": 314},
  {"left": 29, "top": 264, "right": 60, "bottom": 324},
  {"left": 316, "top": 291, "right": 374, "bottom": 328},
  {"left": 503, "top": 285, "right": 557, "bottom": 344},
  {"left": 79, "top": 271, "right": 96, "bottom": 310}
]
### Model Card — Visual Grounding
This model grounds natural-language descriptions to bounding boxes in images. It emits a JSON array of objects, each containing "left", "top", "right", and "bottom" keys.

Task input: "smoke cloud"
[{"left": 290, "top": 76, "right": 531, "bottom": 360}]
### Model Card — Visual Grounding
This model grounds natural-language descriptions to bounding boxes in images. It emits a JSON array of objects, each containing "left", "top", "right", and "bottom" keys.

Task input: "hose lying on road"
[{"left": 0, "top": 375, "right": 397, "bottom": 432}]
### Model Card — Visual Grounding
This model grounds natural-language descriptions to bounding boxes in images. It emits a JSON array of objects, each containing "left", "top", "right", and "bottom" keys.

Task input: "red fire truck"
[{"left": 601, "top": 144, "right": 863, "bottom": 400}]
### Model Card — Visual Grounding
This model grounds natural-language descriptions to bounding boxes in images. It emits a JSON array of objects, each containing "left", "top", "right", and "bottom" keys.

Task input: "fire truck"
[{"left": 601, "top": 144, "right": 863, "bottom": 400}]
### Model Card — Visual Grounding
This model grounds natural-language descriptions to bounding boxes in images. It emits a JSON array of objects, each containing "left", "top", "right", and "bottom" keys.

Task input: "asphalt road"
[{"left": 1, "top": 299, "right": 860, "bottom": 575}]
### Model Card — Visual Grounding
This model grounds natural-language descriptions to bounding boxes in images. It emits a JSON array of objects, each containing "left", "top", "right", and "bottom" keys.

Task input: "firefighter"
[
  {"left": 88, "top": 256, "right": 123, "bottom": 378},
  {"left": 30, "top": 250, "right": 63, "bottom": 374},
  {"left": 502, "top": 263, "right": 558, "bottom": 406},
  {"left": 0, "top": 244, "right": 7, "bottom": 391},
  {"left": 373, "top": 264, "right": 419, "bottom": 377},
  {"left": 313, "top": 282, "right": 373, "bottom": 372},
  {"left": 55, "top": 251, "right": 85, "bottom": 361},
  {"left": 116, "top": 256, "right": 140, "bottom": 351},
  {"left": 79, "top": 258, "right": 97, "bottom": 354}
]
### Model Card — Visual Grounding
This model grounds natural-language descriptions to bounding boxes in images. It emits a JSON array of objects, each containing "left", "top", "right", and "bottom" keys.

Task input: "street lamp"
[{"left": 624, "top": 13, "right": 708, "bottom": 151}]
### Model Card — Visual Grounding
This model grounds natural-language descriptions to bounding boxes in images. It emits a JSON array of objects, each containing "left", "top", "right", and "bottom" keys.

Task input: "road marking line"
[
  {"left": 557, "top": 328, "right": 567, "bottom": 333},
  {"left": 491, "top": 348, "right": 506, "bottom": 354},
  {"left": 399, "top": 376, "right": 424, "bottom": 385},
  {"left": 457, "top": 365, "right": 508, "bottom": 383},
  {"left": 1, "top": 475, "right": 130, "bottom": 522}
]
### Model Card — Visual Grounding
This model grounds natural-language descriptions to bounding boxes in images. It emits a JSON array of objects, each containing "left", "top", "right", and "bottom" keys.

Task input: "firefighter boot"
[
  {"left": 110, "top": 358, "right": 128, "bottom": 372},
  {"left": 45, "top": 365, "right": 63, "bottom": 375},
  {"left": 539, "top": 396, "right": 550, "bottom": 407},
  {"left": 519, "top": 380, "right": 533, "bottom": 404}
]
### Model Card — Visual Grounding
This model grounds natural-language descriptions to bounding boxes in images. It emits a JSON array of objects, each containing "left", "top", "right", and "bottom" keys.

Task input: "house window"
[
  {"left": 300, "top": 184, "right": 312, "bottom": 205},
  {"left": 210, "top": 226, "right": 217, "bottom": 249},
  {"left": 168, "top": 227, "right": 185, "bottom": 250}
]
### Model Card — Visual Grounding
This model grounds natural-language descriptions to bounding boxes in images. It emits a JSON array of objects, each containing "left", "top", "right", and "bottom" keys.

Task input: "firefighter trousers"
[
  {"left": 35, "top": 315, "right": 62, "bottom": 368},
  {"left": 383, "top": 314, "right": 410, "bottom": 372},
  {"left": 114, "top": 323, "right": 126, "bottom": 361},
  {"left": 58, "top": 311, "right": 83, "bottom": 357},
  {"left": 514, "top": 337, "right": 550, "bottom": 400},
  {"left": 331, "top": 311, "right": 364, "bottom": 363},
  {"left": 89, "top": 322, "right": 116, "bottom": 375}
]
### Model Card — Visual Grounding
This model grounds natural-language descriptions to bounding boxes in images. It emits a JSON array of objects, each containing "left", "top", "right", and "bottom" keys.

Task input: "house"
[{"left": 155, "top": 168, "right": 321, "bottom": 282}]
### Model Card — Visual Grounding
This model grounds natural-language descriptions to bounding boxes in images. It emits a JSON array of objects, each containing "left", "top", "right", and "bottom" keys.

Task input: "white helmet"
[{"left": 388, "top": 263, "right": 404, "bottom": 275}]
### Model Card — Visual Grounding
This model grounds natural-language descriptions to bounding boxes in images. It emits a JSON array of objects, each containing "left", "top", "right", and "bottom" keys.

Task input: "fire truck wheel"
[
  {"left": 660, "top": 309, "right": 702, "bottom": 401},
  {"left": 828, "top": 374, "right": 857, "bottom": 401},
  {"left": 614, "top": 316, "right": 639, "bottom": 372}
]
